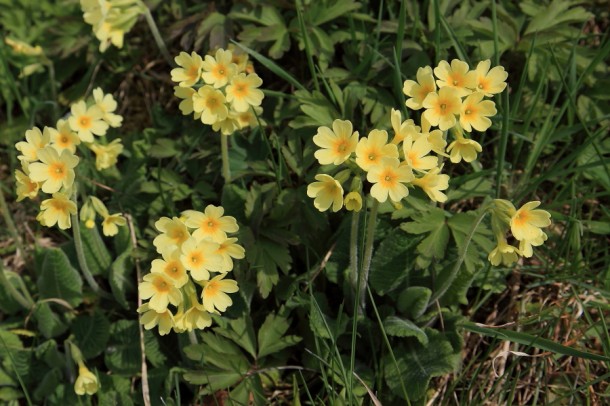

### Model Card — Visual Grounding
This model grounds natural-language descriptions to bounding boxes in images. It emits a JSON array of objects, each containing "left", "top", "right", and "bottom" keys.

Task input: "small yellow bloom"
[
  {"left": 39, "top": 193, "right": 77, "bottom": 230},
  {"left": 183, "top": 205, "right": 239, "bottom": 243},
  {"left": 92, "top": 87, "right": 123, "bottom": 127},
  {"left": 5, "top": 37, "right": 43, "bottom": 56},
  {"left": 139, "top": 272, "right": 182, "bottom": 312},
  {"left": 74, "top": 364, "right": 99, "bottom": 396},
  {"left": 174, "top": 301, "right": 212, "bottom": 331},
  {"left": 419, "top": 116, "right": 447, "bottom": 155},
  {"left": 367, "top": 157, "right": 414, "bottom": 203},
  {"left": 15, "top": 126, "right": 51, "bottom": 162},
  {"left": 403, "top": 66, "right": 437, "bottom": 110},
  {"left": 355, "top": 129, "right": 399, "bottom": 172},
  {"left": 153, "top": 217, "right": 190, "bottom": 251},
  {"left": 15, "top": 167, "right": 40, "bottom": 202},
  {"left": 488, "top": 237, "right": 520, "bottom": 266},
  {"left": 180, "top": 237, "right": 222, "bottom": 281},
  {"left": 201, "top": 273, "right": 239, "bottom": 313},
  {"left": 51, "top": 119, "right": 81, "bottom": 154},
  {"left": 151, "top": 247, "right": 189, "bottom": 288},
  {"left": 422, "top": 87, "right": 462, "bottom": 131},
  {"left": 192, "top": 85, "right": 228, "bottom": 125},
  {"left": 225, "top": 73, "right": 264, "bottom": 112},
  {"left": 344, "top": 191, "right": 363, "bottom": 212},
  {"left": 138, "top": 303, "right": 174, "bottom": 336},
  {"left": 88, "top": 139, "right": 123, "bottom": 170},
  {"left": 510, "top": 201, "right": 551, "bottom": 242},
  {"left": 390, "top": 108, "right": 420, "bottom": 145},
  {"left": 459, "top": 93, "right": 497, "bottom": 132},
  {"left": 171, "top": 51, "right": 204, "bottom": 87},
  {"left": 446, "top": 136, "right": 482, "bottom": 163},
  {"left": 402, "top": 135, "right": 438, "bottom": 172},
  {"left": 233, "top": 106, "right": 262, "bottom": 129},
  {"left": 174, "top": 86, "right": 196, "bottom": 116},
  {"left": 313, "top": 119, "right": 359, "bottom": 165},
  {"left": 216, "top": 237, "right": 246, "bottom": 273},
  {"left": 101, "top": 213, "right": 126, "bottom": 236},
  {"left": 412, "top": 167, "right": 450, "bottom": 203},
  {"left": 28, "top": 147, "right": 79, "bottom": 194},
  {"left": 519, "top": 232, "right": 548, "bottom": 258},
  {"left": 434, "top": 59, "right": 475, "bottom": 97},
  {"left": 212, "top": 116, "right": 239, "bottom": 135},
  {"left": 202, "top": 48, "right": 237, "bottom": 88},
  {"left": 68, "top": 100, "right": 108, "bottom": 143},
  {"left": 227, "top": 44, "right": 250, "bottom": 73},
  {"left": 307, "top": 174, "right": 344, "bottom": 212},
  {"left": 468, "top": 59, "right": 508, "bottom": 96}
]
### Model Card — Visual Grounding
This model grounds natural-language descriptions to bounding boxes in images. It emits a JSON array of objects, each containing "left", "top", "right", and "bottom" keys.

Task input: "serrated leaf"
[
  {"left": 447, "top": 211, "right": 494, "bottom": 273},
  {"left": 74, "top": 225, "right": 112, "bottom": 276},
  {"left": 524, "top": 1, "right": 592, "bottom": 36},
  {"left": 370, "top": 228, "right": 418, "bottom": 295},
  {"left": 38, "top": 248, "right": 83, "bottom": 307},
  {"left": 104, "top": 321, "right": 140, "bottom": 375},
  {"left": 214, "top": 318, "right": 257, "bottom": 359},
  {"left": 109, "top": 249, "right": 134, "bottom": 310},
  {"left": 401, "top": 208, "right": 449, "bottom": 262},
  {"left": 183, "top": 367, "right": 243, "bottom": 389},
  {"left": 72, "top": 310, "right": 110, "bottom": 359},
  {"left": 397, "top": 287, "right": 432, "bottom": 319},
  {"left": 33, "top": 303, "right": 69, "bottom": 338},
  {"left": 383, "top": 316, "right": 428, "bottom": 345},
  {"left": 257, "top": 314, "right": 301, "bottom": 358},
  {"left": 185, "top": 333, "right": 250, "bottom": 372}
]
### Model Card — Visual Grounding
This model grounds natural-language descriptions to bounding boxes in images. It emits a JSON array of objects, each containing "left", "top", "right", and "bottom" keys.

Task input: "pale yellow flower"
[
  {"left": 402, "top": 135, "right": 438, "bottom": 172},
  {"left": 88, "top": 139, "right": 123, "bottom": 170},
  {"left": 92, "top": 87, "right": 123, "bottom": 127},
  {"left": 28, "top": 147, "right": 79, "bottom": 193},
  {"left": 313, "top": 119, "right": 359, "bottom": 165},
  {"left": 180, "top": 237, "right": 222, "bottom": 281},
  {"left": 355, "top": 129, "right": 398, "bottom": 172},
  {"left": 15, "top": 166, "right": 40, "bottom": 202},
  {"left": 225, "top": 73, "right": 264, "bottom": 112},
  {"left": 69, "top": 101, "right": 108, "bottom": 143},
  {"left": 192, "top": 85, "right": 228, "bottom": 125},
  {"left": 201, "top": 273, "right": 239, "bottom": 313},
  {"left": 412, "top": 167, "right": 450, "bottom": 203},
  {"left": 138, "top": 303, "right": 174, "bottom": 336},
  {"left": 233, "top": 106, "right": 262, "bottom": 129},
  {"left": 419, "top": 116, "right": 447, "bottom": 155},
  {"left": 446, "top": 136, "right": 482, "bottom": 163},
  {"left": 51, "top": 119, "right": 81, "bottom": 154},
  {"left": 212, "top": 116, "right": 239, "bottom": 135},
  {"left": 434, "top": 59, "right": 475, "bottom": 97},
  {"left": 344, "top": 191, "right": 363, "bottom": 212},
  {"left": 307, "top": 174, "right": 344, "bottom": 212},
  {"left": 5, "top": 37, "right": 43, "bottom": 56},
  {"left": 510, "top": 201, "right": 551, "bottom": 242},
  {"left": 403, "top": 66, "right": 436, "bottom": 110},
  {"left": 171, "top": 51, "right": 203, "bottom": 87},
  {"left": 74, "top": 365, "right": 98, "bottom": 396},
  {"left": 183, "top": 205, "right": 239, "bottom": 243},
  {"left": 101, "top": 213, "right": 126, "bottom": 236},
  {"left": 468, "top": 59, "right": 508, "bottom": 96},
  {"left": 151, "top": 247, "right": 189, "bottom": 288},
  {"left": 390, "top": 108, "right": 419, "bottom": 145},
  {"left": 459, "top": 93, "right": 497, "bottom": 132},
  {"left": 216, "top": 238, "right": 245, "bottom": 273},
  {"left": 488, "top": 237, "right": 520, "bottom": 266},
  {"left": 174, "top": 86, "right": 196, "bottom": 116},
  {"left": 153, "top": 217, "right": 190, "bottom": 251},
  {"left": 422, "top": 87, "right": 462, "bottom": 131},
  {"left": 39, "top": 193, "right": 77, "bottom": 230},
  {"left": 15, "top": 126, "right": 51, "bottom": 162},
  {"left": 202, "top": 48, "right": 237, "bottom": 88},
  {"left": 367, "top": 157, "right": 414, "bottom": 203},
  {"left": 227, "top": 44, "right": 249, "bottom": 73},
  {"left": 519, "top": 232, "right": 548, "bottom": 258},
  {"left": 139, "top": 272, "right": 182, "bottom": 312},
  {"left": 174, "top": 301, "right": 212, "bottom": 331}
]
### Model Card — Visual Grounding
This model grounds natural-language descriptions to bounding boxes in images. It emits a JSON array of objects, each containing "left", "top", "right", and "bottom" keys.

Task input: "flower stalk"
[
  {"left": 359, "top": 199, "right": 379, "bottom": 313},
  {"left": 221, "top": 134, "right": 231, "bottom": 184}
]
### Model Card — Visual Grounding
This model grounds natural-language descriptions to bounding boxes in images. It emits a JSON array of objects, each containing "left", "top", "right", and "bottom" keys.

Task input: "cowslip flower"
[
  {"left": 183, "top": 205, "right": 239, "bottom": 243},
  {"left": 68, "top": 101, "right": 108, "bottom": 143},
  {"left": 355, "top": 129, "right": 398, "bottom": 172},
  {"left": 367, "top": 157, "right": 414, "bottom": 203},
  {"left": 402, "top": 135, "right": 438, "bottom": 172},
  {"left": 15, "top": 168, "right": 39, "bottom": 201},
  {"left": 171, "top": 51, "right": 204, "bottom": 87},
  {"left": 434, "top": 59, "right": 474, "bottom": 97},
  {"left": 468, "top": 59, "right": 508, "bottom": 96},
  {"left": 419, "top": 116, "right": 447, "bottom": 155},
  {"left": 151, "top": 248, "right": 189, "bottom": 288},
  {"left": 344, "top": 191, "right": 363, "bottom": 212},
  {"left": 139, "top": 272, "right": 182, "bottom": 312},
  {"left": 403, "top": 66, "right": 436, "bottom": 110},
  {"left": 92, "top": 87, "right": 123, "bottom": 127},
  {"left": 192, "top": 86, "right": 228, "bottom": 125},
  {"left": 28, "top": 147, "right": 79, "bottom": 193},
  {"left": 137, "top": 303, "right": 174, "bottom": 336},
  {"left": 174, "top": 300, "right": 212, "bottom": 331},
  {"left": 234, "top": 106, "right": 261, "bottom": 130},
  {"left": 307, "top": 174, "right": 344, "bottom": 212},
  {"left": 225, "top": 73, "right": 264, "bottom": 112},
  {"left": 510, "top": 201, "right": 551, "bottom": 242},
  {"left": 101, "top": 213, "right": 126, "bottom": 236},
  {"left": 216, "top": 238, "right": 245, "bottom": 273},
  {"left": 313, "top": 119, "right": 359, "bottom": 165},
  {"left": 202, "top": 48, "right": 237, "bottom": 88},
  {"left": 390, "top": 108, "right": 419, "bottom": 145},
  {"left": 422, "top": 87, "right": 462, "bottom": 131},
  {"left": 201, "top": 273, "right": 239, "bottom": 313},
  {"left": 212, "top": 116, "right": 239, "bottom": 135},
  {"left": 74, "top": 364, "right": 98, "bottom": 396},
  {"left": 51, "top": 119, "right": 81, "bottom": 154},
  {"left": 15, "top": 127, "right": 51, "bottom": 162},
  {"left": 488, "top": 237, "right": 520, "bottom": 266},
  {"left": 153, "top": 217, "right": 190, "bottom": 251},
  {"left": 174, "top": 86, "right": 196, "bottom": 116},
  {"left": 446, "top": 136, "right": 482, "bottom": 163},
  {"left": 519, "top": 232, "right": 548, "bottom": 258},
  {"left": 412, "top": 167, "right": 450, "bottom": 203},
  {"left": 39, "top": 193, "right": 77, "bottom": 229},
  {"left": 88, "top": 139, "right": 123, "bottom": 170},
  {"left": 459, "top": 93, "right": 497, "bottom": 132},
  {"left": 180, "top": 237, "right": 222, "bottom": 281}
]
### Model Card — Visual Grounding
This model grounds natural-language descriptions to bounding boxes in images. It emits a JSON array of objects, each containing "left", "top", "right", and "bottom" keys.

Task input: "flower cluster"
[
  {"left": 80, "top": 0, "right": 145, "bottom": 52},
  {"left": 403, "top": 59, "right": 507, "bottom": 163},
  {"left": 171, "top": 46, "right": 264, "bottom": 135},
  {"left": 15, "top": 88, "right": 125, "bottom": 233},
  {"left": 488, "top": 199, "right": 552, "bottom": 266},
  {"left": 137, "top": 205, "right": 245, "bottom": 335}
]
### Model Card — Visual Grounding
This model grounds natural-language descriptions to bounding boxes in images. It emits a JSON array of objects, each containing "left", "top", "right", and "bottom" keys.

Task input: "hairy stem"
[
  {"left": 359, "top": 199, "right": 379, "bottom": 312},
  {"left": 0, "top": 262, "right": 33, "bottom": 309},
  {"left": 349, "top": 210, "right": 360, "bottom": 304},
  {"left": 143, "top": 7, "right": 173, "bottom": 66},
  {"left": 221, "top": 134, "right": 231, "bottom": 184}
]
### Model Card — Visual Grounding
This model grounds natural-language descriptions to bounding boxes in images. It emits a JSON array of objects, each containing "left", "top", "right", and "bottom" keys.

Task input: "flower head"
[
  {"left": 174, "top": 86, "right": 196, "bottom": 116},
  {"left": 355, "top": 129, "right": 398, "bottom": 172},
  {"left": 51, "top": 119, "right": 81, "bottom": 154},
  {"left": 151, "top": 247, "right": 189, "bottom": 288},
  {"left": 39, "top": 193, "right": 77, "bottom": 229},
  {"left": 171, "top": 51, "right": 204, "bottom": 87},
  {"left": 307, "top": 174, "right": 344, "bottom": 212},
  {"left": 153, "top": 217, "right": 190, "bottom": 251},
  {"left": 468, "top": 59, "right": 508, "bottom": 96},
  {"left": 216, "top": 238, "right": 245, "bottom": 273},
  {"left": 434, "top": 59, "right": 474, "bottom": 97},
  {"left": 313, "top": 119, "right": 359, "bottom": 165},
  {"left": 101, "top": 213, "right": 126, "bottom": 236},
  {"left": 16, "top": 126, "right": 51, "bottom": 162},
  {"left": 183, "top": 205, "right": 239, "bottom": 243},
  {"left": 68, "top": 101, "right": 108, "bottom": 143},
  {"left": 367, "top": 157, "right": 414, "bottom": 203},
  {"left": 225, "top": 73, "right": 264, "bottom": 112},
  {"left": 344, "top": 191, "right": 363, "bottom": 212},
  {"left": 459, "top": 93, "right": 497, "bottom": 132},
  {"left": 519, "top": 232, "right": 548, "bottom": 258},
  {"left": 412, "top": 167, "right": 450, "bottom": 203},
  {"left": 74, "top": 365, "right": 99, "bottom": 396},
  {"left": 201, "top": 273, "right": 239, "bottom": 313},
  {"left": 402, "top": 135, "right": 438, "bottom": 172},
  {"left": 89, "top": 139, "right": 123, "bottom": 170},
  {"left": 192, "top": 86, "right": 228, "bottom": 125},
  {"left": 28, "top": 147, "right": 79, "bottom": 193},
  {"left": 138, "top": 303, "right": 174, "bottom": 336},
  {"left": 422, "top": 87, "right": 462, "bottom": 131},
  {"left": 403, "top": 66, "right": 437, "bottom": 110},
  {"left": 174, "top": 301, "right": 212, "bottom": 331},
  {"left": 180, "top": 237, "right": 222, "bottom": 281},
  {"left": 139, "top": 272, "right": 182, "bottom": 312},
  {"left": 446, "top": 136, "right": 482, "bottom": 163},
  {"left": 92, "top": 87, "right": 123, "bottom": 127},
  {"left": 488, "top": 237, "right": 520, "bottom": 266},
  {"left": 202, "top": 48, "right": 237, "bottom": 88},
  {"left": 15, "top": 167, "right": 40, "bottom": 201},
  {"left": 510, "top": 201, "right": 551, "bottom": 242},
  {"left": 390, "top": 108, "right": 419, "bottom": 145}
]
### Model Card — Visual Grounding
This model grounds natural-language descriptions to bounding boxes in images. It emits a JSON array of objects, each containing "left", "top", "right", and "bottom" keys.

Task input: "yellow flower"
[
  {"left": 174, "top": 86, "right": 196, "bottom": 116},
  {"left": 174, "top": 301, "right": 212, "bottom": 331},
  {"left": 233, "top": 106, "right": 262, "bottom": 129},
  {"left": 88, "top": 139, "right": 123, "bottom": 170},
  {"left": 446, "top": 136, "right": 482, "bottom": 163},
  {"left": 390, "top": 108, "right": 420, "bottom": 145},
  {"left": 69, "top": 100, "right": 108, "bottom": 143},
  {"left": 101, "top": 213, "right": 126, "bottom": 236},
  {"left": 419, "top": 116, "right": 447, "bottom": 155},
  {"left": 51, "top": 119, "right": 81, "bottom": 154},
  {"left": 307, "top": 174, "right": 344, "bottom": 212},
  {"left": 39, "top": 193, "right": 77, "bottom": 230},
  {"left": 15, "top": 126, "right": 51, "bottom": 162},
  {"left": 5, "top": 37, "right": 43, "bottom": 56},
  {"left": 139, "top": 272, "right": 182, "bottom": 312},
  {"left": 212, "top": 116, "right": 239, "bottom": 135},
  {"left": 225, "top": 73, "right": 264, "bottom": 112},
  {"left": 153, "top": 217, "right": 190, "bottom": 251},
  {"left": 74, "top": 364, "right": 99, "bottom": 396},
  {"left": 434, "top": 59, "right": 474, "bottom": 97},
  {"left": 95, "top": 21, "right": 125, "bottom": 52},
  {"left": 92, "top": 87, "right": 123, "bottom": 127},
  {"left": 171, "top": 51, "right": 203, "bottom": 87},
  {"left": 519, "top": 232, "right": 548, "bottom": 258},
  {"left": 183, "top": 205, "right": 239, "bottom": 243},
  {"left": 402, "top": 135, "right": 438, "bottom": 172},
  {"left": 216, "top": 237, "right": 245, "bottom": 273},
  {"left": 412, "top": 167, "right": 450, "bottom": 203},
  {"left": 468, "top": 60, "right": 508, "bottom": 96},
  {"left": 15, "top": 167, "right": 40, "bottom": 201},
  {"left": 202, "top": 48, "right": 237, "bottom": 88},
  {"left": 510, "top": 201, "right": 551, "bottom": 242},
  {"left": 367, "top": 157, "right": 414, "bottom": 203},
  {"left": 137, "top": 303, "right": 174, "bottom": 336},
  {"left": 459, "top": 93, "right": 497, "bottom": 132},
  {"left": 201, "top": 273, "right": 239, "bottom": 313},
  {"left": 403, "top": 66, "right": 436, "bottom": 110},
  {"left": 355, "top": 129, "right": 398, "bottom": 172},
  {"left": 344, "top": 191, "right": 363, "bottom": 212},
  {"left": 227, "top": 44, "right": 250, "bottom": 73},
  {"left": 313, "top": 119, "right": 359, "bottom": 165},
  {"left": 422, "top": 87, "right": 462, "bottom": 131},
  {"left": 180, "top": 237, "right": 222, "bottom": 281},
  {"left": 192, "top": 85, "right": 228, "bottom": 125},
  {"left": 488, "top": 237, "right": 520, "bottom": 266},
  {"left": 28, "top": 146, "right": 79, "bottom": 193},
  {"left": 151, "top": 247, "right": 189, "bottom": 288}
]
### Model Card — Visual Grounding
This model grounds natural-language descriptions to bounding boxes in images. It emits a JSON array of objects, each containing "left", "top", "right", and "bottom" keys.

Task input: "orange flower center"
[
  {"left": 513, "top": 211, "right": 529, "bottom": 227},
  {"left": 187, "top": 65, "right": 199, "bottom": 80},
  {"left": 170, "top": 228, "right": 186, "bottom": 242},
  {"left": 79, "top": 116, "right": 91, "bottom": 129},
  {"left": 213, "top": 64, "right": 227, "bottom": 79},
  {"left": 203, "top": 218, "right": 219, "bottom": 233},
  {"left": 206, "top": 96, "right": 219, "bottom": 109},
  {"left": 380, "top": 170, "right": 396, "bottom": 187},
  {"left": 233, "top": 83, "right": 247, "bottom": 97},
  {"left": 165, "top": 260, "right": 182, "bottom": 277},
  {"left": 407, "top": 151, "right": 419, "bottom": 167},
  {"left": 189, "top": 252, "right": 203, "bottom": 265},
  {"left": 153, "top": 277, "right": 170, "bottom": 292},
  {"left": 478, "top": 78, "right": 489, "bottom": 91},
  {"left": 335, "top": 139, "right": 348, "bottom": 153},
  {"left": 417, "top": 84, "right": 433, "bottom": 100},
  {"left": 49, "top": 162, "right": 66, "bottom": 180},
  {"left": 205, "top": 280, "right": 219, "bottom": 295}
]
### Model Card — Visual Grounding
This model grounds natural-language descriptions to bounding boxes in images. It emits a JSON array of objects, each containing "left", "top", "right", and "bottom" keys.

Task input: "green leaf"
[
  {"left": 33, "top": 368, "right": 62, "bottom": 402},
  {"left": 74, "top": 225, "right": 112, "bottom": 276},
  {"left": 185, "top": 333, "right": 250, "bottom": 372},
  {"left": 0, "top": 270, "right": 24, "bottom": 315},
  {"left": 401, "top": 207, "right": 449, "bottom": 263},
  {"left": 370, "top": 228, "right": 418, "bottom": 295},
  {"left": 183, "top": 367, "right": 243, "bottom": 390},
  {"left": 33, "top": 303, "right": 69, "bottom": 338},
  {"left": 257, "top": 314, "right": 302, "bottom": 358},
  {"left": 38, "top": 248, "right": 83, "bottom": 307},
  {"left": 447, "top": 212, "right": 494, "bottom": 273},
  {"left": 397, "top": 287, "right": 432, "bottom": 319},
  {"left": 104, "top": 321, "right": 140, "bottom": 375},
  {"left": 523, "top": 1, "right": 592, "bottom": 36},
  {"left": 109, "top": 249, "right": 135, "bottom": 310},
  {"left": 72, "top": 310, "right": 110, "bottom": 359},
  {"left": 383, "top": 316, "right": 428, "bottom": 345},
  {"left": 214, "top": 317, "right": 257, "bottom": 359}
]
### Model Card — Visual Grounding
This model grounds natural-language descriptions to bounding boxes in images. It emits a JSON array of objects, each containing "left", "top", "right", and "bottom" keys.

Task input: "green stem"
[
  {"left": 0, "top": 262, "right": 33, "bottom": 309},
  {"left": 70, "top": 187, "right": 112, "bottom": 299},
  {"left": 349, "top": 210, "right": 360, "bottom": 300},
  {"left": 359, "top": 199, "right": 379, "bottom": 312},
  {"left": 143, "top": 7, "right": 173, "bottom": 66},
  {"left": 0, "top": 181, "right": 26, "bottom": 258},
  {"left": 220, "top": 134, "right": 231, "bottom": 184}
]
